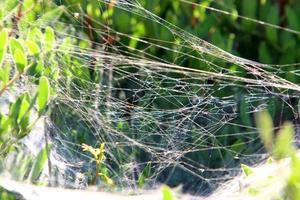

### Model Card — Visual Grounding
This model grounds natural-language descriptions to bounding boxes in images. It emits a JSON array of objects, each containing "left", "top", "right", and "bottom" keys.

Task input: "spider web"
[{"left": 2, "top": 0, "right": 300, "bottom": 197}]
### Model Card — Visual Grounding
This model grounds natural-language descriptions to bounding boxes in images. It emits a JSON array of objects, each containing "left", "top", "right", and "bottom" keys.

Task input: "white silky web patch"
[{"left": 1, "top": 0, "right": 300, "bottom": 198}]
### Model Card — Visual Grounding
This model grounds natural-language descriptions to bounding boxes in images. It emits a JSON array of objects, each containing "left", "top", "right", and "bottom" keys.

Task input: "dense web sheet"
[{"left": 1, "top": 0, "right": 300, "bottom": 197}]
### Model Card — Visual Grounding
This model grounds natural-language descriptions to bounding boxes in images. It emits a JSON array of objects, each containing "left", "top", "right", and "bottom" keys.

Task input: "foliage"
[
  {"left": 162, "top": 185, "right": 176, "bottom": 200},
  {"left": 0, "top": 0, "right": 300, "bottom": 199},
  {"left": 0, "top": 0, "right": 56, "bottom": 198},
  {"left": 239, "top": 110, "right": 300, "bottom": 199},
  {"left": 81, "top": 143, "right": 113, "bottom": 186}
]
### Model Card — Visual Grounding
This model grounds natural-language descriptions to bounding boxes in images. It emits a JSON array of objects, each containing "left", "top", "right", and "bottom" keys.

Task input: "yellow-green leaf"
[
  {"left": 17, "top": 96, "right": 30, "bottom": 124},
  {"left": 9, "top": 38, "right": 25, "bottom": 56},
  {"left": 99, "top": 173, "right": 114, "bottom": 186},
  {"left": 27, "top": 28, "right": 43, "bottom": 43},
  {"left": 241, "top": 164, "right": 253, "bottom": 176},
  {"left": 0, "top": 113, "right": 10, "bottom": 135},
  {"left": 30, "top": 145, "right": 51, "bottom": 182},
  {"left": 273, "top": 122, "right": 295, "bottom": 160},
  {"left": 37, "top": 76, "right": 50, "bottom": 114},
  {"left": 138, "top": 162, "right": 151, "bottom": 188},
  {"left": 256, "top": 110, "right": 273, "bottom": 152},
  {"left": 13, "top": 48, "right": 27, "bottom": 72},
  {"left": 26, "top": 40, "right": 40, "bottom": 56},
  {"left": 0, "top": 63, "right": 11, "bottom": 85},
  {"left": 0, "top": 29, "right": 8, "bottom": 66},
  {"left": 44, "top": 26, "right": 55, "bottom": 52},
  {"left": 10, "top": 38, "right": 27, "bottom": 72},
  {"left": 162, "top": 185, "right": 175, "bottom": 200}
]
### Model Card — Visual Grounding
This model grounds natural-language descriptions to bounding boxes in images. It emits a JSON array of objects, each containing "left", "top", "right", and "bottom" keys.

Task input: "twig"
[{"left": 0, "top": 72, "right": 22, "bottom": 97}]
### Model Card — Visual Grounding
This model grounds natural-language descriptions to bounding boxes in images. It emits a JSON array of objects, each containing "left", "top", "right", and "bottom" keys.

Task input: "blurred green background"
[{"left": 1, "top": 0, "right": 300, "bottom": 198}]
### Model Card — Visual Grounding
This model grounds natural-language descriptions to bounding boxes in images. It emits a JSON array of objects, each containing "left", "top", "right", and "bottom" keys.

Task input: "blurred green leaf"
[
  {"left": 241, "top": 163, "right": 253, "bottom": 176},
  {"left": 286, "top": 6, "right": 300, "bottom": 31},
  {"left": 242, "top": 0, "right": 257, "bottom": 30},
  {"left": 0, "top": 29, "right": 8, "bottom": 66},
  {"left": 256, "top": 110, "right": 273, "bottom": 152},
  {"left": 13, "top": 49, "right": 27, "bottom": 72},
  {"left": 16, "top": 94, "right": 30, "bottom": 124},
  {"left": 259, "top": 42, "right": 272, "bottom": 64},
  {"left": 285, "top": 155, "right": 300, "bottom": 199},
  {"left": 27, "top": 28, "right": 43, "bottom": 44},
  {"left": 9, "top": 94, "right": 26, "bottom": 127},
  {"left": 0, "top": 63, "right": 11, "bottom": 86},
  {"left": 137, "top": 162, "right": 151, "bottom": 188},
  {"left": 44, "top": 26, "right": 55, "bottom": 52},
  {"left": 37, "top": 76, "right": 50, "bottom": 114},
  {"left": 10, "top": 39, "right": 27, "bottom": 72},
  {"left": 248, "top": 187, "right": 260, "bottom": 196},
  {"left": 26, "top": 40, "right": 40, "bottom": 56},
  {"left": 273, "top": 122, "right": 295, "bottom": 160},
  {"left": 162, "top": 185, "right": 175, "bottom": 200},
  {"left": 30, "top": 145, "right": 51, "bottom": 182},
  {"left": 9, "top": 38, "right": 24, "bottom": 56},
  {"left": 113, "top": 10, "right": 130, "bottom": 33},
  {"left": 0, "top": 113, "right": 10, "bottom": 136},
  {"left": 266, "top": 5, "right": 279, "bottom": 43},
  {"left": 28, "top": 59, "right": 44, "bottom": 77},
  {"left": 87, "top": 1, "right": 101, "bottom": 18}
]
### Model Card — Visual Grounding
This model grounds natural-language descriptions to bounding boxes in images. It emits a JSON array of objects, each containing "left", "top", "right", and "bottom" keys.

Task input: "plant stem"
[
  {"left": 0, "top": 72, "right": 22, "bottom": 97},
  {"left": 0, "top": 62, "right": 33, "bottom": 97},
  {"left": 93, "top": 162, "right": 100, "bottom": 185}
]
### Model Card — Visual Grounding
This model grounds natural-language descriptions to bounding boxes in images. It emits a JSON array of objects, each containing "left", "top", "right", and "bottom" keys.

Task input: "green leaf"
[
  {"left": 17, "top": 94, "right": 30, "bottom": 124},
  {"left": 242, "top": 0, "right": 257, "bottom": 17},
  {"left": 259, "top": 42, "right": 272, "bottom": 64},
  {"left": 137, "top": 162, "right": 151, "bottom": 188},
  {"left": 248, "top": 187, "right": 260, "bottom": 196},
  {"left": 37, "top": 76, "right": 50, "bottom": 114},
  {"left": 241, "top": 0, "right": 257, "bottom": 30},
  {"left": 44, "top": 26, "right": 55, "bottom": 52},
  {"left": 16, "top": 93, "right": 31, "bottom": 135},
  {"left": 162, "top": 185, "right": 175, "bottom": 200},
  {"left": 9, "top": 38, "right": 25, "bottom": 56},
  {"left": 241, "top": 164, "right": 253, "bottom": 176},
  {"left": 14, "top": 153, "right": 33, "bottom": 180},
  {"left": 285, "top": 155, "right": 300, "bottom": 199},
  {"left": 256, "top": 110, "right": 273, "bottom": 152},
  {"left": 10, "top": 38, "right": 27, "bottom": 72},
  {"left": 30, "top": 145, "right": 51, "bottom": 182},
  {"left": 0, "top": 63, "right": 11, "bottom": 85},
  {"left": 26, "top": 40, "right": 40, "bottom": 56},
  {"left": 0, "top": 29, "right": 8, "bottom": 66},
  {"left": 286, "top": 6, "right": 300, "bottom": 31},
  {"left": 9, "top": 95, "right": 24, "bottom": 127},
  {"left": 266, "top": 5, "right": 279, "bottom": 43},
  {"left": 99, "top": 173, "right": 114, "bottom": 186},
  {"left": 87, "top": 2, "right": 101, "bottom": 18},
  {"left": 27, "top": 59, "right": 44, "bottom": 77},
  {"left": 27, "top": 28, "right": 43, "bottom": 43},
  {"left": 273, "top": 122, "right": 295, "bottom": 160},
  {"left": 13, "top": 48, "right": 27, "bottom": 72},
  {"left": 0, "top": 113, "right": 10, "bottom": 136}
]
